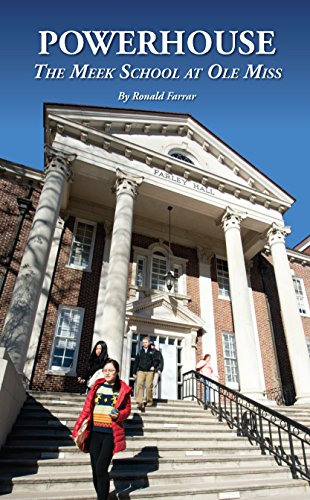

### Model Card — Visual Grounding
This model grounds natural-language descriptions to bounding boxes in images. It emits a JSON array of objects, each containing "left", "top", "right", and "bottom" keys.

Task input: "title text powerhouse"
[{"left": 38, "top": 30, "right": 277, "bottom": 56}]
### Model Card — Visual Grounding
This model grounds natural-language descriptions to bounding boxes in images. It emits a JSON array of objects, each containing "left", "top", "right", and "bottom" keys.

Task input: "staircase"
[{"left": 0, "top": 392, "right": 309, "bottom": 499}]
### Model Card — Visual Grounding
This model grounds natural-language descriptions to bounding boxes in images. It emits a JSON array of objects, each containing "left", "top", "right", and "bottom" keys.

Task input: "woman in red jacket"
[{"left": 72, "top": 359, "right": 132, "bottom": 500}]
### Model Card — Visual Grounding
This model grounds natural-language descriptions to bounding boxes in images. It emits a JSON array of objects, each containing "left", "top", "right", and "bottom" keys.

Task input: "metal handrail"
[{"left": 182, "top": 370, "right": 310, "bottom": 482}]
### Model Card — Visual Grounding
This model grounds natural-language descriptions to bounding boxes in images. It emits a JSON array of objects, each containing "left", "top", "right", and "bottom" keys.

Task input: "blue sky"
[{"left": 0, "top": 0, "right": 309, "bottom": 247}]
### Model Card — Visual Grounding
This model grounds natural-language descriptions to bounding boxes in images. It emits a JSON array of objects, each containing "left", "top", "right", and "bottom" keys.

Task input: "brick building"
[{"left": 0, "top": 104, "right": 309, "bottom": 404}]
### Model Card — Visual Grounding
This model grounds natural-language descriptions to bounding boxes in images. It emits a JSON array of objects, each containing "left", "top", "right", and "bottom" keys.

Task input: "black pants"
[{"left": 89, "top": 431, "right": 114, "bottom": 500}]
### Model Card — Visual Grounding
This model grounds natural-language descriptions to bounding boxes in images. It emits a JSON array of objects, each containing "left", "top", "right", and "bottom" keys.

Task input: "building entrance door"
[
  {"left": 158, "top": 343, "right": 177, "bottom": 400},
  {"left": 129, "top": 333, "right": 183, "bottom": 399}
]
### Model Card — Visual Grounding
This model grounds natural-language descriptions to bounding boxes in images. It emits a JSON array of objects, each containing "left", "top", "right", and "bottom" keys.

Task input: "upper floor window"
[
  {"left": 222, "top": 331, "right": 239, "bottom": 389},
  {"left": 133, "top": 245, "right": 186, "bottom": 295},
  {"left": 293, "top": 277, "right": 310, "bottom": 315},
  {"left": 151, "top": 251, "right": 167, "bottom": 291},
  {"left": 49, "top": 306, "right": 84, "bottom": 374},
  {"left": 68, "top": 219, "right": 96, "bottom": 271},
  {"left": 216, "top": 258, "right": 230, "bottom": 299}
]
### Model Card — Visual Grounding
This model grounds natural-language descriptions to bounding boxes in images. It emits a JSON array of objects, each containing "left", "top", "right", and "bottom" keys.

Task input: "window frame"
[
  {"left": 168, "top": 149, "right": 196, "bottom": 166},
  {"left": 216, "top": 257, "right": 231, "bottom": 300},
  {"left": 67, "top": 218, "right": 97, "bottom": 272},
  {"left": 48, "top": 305, "right": 84, "bottom": 376},
  {"left": 292, "top": 276, "right": 310, "bottom": 316},
  {"left": 222, "top": 331, "right": 239, "bottom": 390}
]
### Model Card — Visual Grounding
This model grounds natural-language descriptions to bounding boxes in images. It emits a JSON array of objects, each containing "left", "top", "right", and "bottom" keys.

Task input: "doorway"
[{"left": 129, "top": 333, "right": 183, "bottom": 400}]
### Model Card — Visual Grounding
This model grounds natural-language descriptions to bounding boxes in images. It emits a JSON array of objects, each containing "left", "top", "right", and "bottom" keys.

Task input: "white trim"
[
  {"left": 49, "top": 305, "right": 85, "bottom": 375},
  {"left": 67, "top": 218, "right": 97, "bottom": 272}
]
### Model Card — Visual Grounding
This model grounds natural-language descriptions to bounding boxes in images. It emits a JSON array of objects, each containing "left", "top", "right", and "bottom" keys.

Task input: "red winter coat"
[{"left": 72, "top": 378, "right": 132, "bottom": 454}]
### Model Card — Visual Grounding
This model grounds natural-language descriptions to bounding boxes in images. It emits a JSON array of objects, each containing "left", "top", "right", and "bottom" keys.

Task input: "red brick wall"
[
  {"left": 210, "top": 256, "right": 234, "bottom": 385},
  {"left": 0, "top": 176, "right": 41, "bottom": 333},
  {"left": 31, "top": 216, "right": 105, "bottom": 392}
]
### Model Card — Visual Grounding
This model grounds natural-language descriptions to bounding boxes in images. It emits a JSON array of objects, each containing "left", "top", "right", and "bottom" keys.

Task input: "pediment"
[
  {"left": 126, "top": 293, "right": 203, "bottom": 329},
  {"left": 45, "top": 103, "right": 294, "bottom": 207}
]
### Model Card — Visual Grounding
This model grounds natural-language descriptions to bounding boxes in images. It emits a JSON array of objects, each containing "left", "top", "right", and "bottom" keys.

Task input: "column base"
[
  {"left": 241, "top": 391, "right": 268, "bottom": 406},
  {"left": 294, "top": 394, "right": 310, "bottom": 405}
]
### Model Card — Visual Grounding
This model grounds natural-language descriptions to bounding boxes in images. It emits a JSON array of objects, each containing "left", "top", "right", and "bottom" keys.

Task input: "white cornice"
[
  {"left": 45, "top": 105, "right": 294, "bottom": 206},
  {"left": 0, "top": 160, "right": 44, "bottom": 184},
  {"left": 46, "top": 113, "right": 292, "bottom": 214},
  {"left": 286, "top": 249, "right": 310, "bottom": 267}
]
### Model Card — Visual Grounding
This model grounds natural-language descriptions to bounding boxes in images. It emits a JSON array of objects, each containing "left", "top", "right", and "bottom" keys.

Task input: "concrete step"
[
  {"left": 0, "top": 453, "right": 279, "bottom": 475},
  {"left": 1, "top": 442, "right": 264, "bottom": 459},
  {"left": 1, "top": 393, "right": 309, "bottom": 499},
  {"left": 0, "top": 464, "right": 294, "bottom": 493},
  {"left": 0, "top": 476, "right": 308, "bottom": 499}
]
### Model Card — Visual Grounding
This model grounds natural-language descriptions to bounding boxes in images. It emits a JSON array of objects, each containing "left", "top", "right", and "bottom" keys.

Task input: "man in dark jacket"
[{"left": 133, "top": 337, "right": 158, "bottom": 409}]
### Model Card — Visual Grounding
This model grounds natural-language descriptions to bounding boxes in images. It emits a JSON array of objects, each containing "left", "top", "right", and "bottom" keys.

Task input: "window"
[
  {"left": 132, "top": 245, "right": 186, "bottom": 294},
  {"left": 216, "top": 258, "right": 230, "bottom": 299},
  {"left": 222, "top": 332, "right": 239, "bottom": 387},
  {"left": 136, "top": 257, "right": 146, "bottom": 287},
  {"left": 68, "top": 219, "right": 96, "bottom": 271},
  {"left": 169, "top": 151, "right": 195, "bottom": 165},
  {"left": 49, "top": 306, "right": 84, "bottom": 374},
  {"left": 151, "top": 251, "right": 167, "bottom": 291},
  {"left": 293, "top": 277, "right": 309, "bottom": 315}
]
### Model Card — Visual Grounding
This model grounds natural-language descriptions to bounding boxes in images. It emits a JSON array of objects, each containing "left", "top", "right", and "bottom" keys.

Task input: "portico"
[{"left": 1, "top": 104, "right": 308, "bottom": 405}]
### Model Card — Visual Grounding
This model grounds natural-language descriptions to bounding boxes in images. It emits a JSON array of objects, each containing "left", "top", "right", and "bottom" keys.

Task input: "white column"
[
  {"left": 221, "top": 207, "right": 265, "bottom": 400},
  {"left": 197, "top": 247, "right": 218, "bottom": 379},
  {"left": 23, "top": 217, "right": 65, "bottom": 383},
  {"left": 1, "top": 147, "right": 74, "bottom": 374},
  {"left": 267, "top": 223, "right": 310, "bottom": 404},
  {"left": 92, "top": 221, "right": 112, "bottom": 348},
  {"left": 102, "top": 169, "right": 143, "bottom": 365}
]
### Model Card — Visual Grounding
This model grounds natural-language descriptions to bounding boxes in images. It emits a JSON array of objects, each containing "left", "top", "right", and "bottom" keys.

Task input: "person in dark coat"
[
  {"left": 72, "top": 359, "right": 132, "bottom": 500},
  {"left": 78, "top": 340, "right": 109, "bottom": 389},
  {"left": 133, "top": 337, "right": 159, "bottom": 409}
]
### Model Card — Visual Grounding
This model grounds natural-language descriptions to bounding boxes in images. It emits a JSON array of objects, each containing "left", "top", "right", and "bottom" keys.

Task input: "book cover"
[{"left": 0, "top": 0, "right": 309, "bottom": 246}]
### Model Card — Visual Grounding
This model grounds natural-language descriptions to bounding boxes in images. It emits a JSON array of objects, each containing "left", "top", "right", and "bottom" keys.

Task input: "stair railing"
[{"left": 182, "top": 370, "right": 310, "bottom": 482}]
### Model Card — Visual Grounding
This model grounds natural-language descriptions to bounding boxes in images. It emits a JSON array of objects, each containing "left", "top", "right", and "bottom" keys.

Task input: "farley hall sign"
[{"left": 153, "top": 168, "right": 215, "bottom": 196}]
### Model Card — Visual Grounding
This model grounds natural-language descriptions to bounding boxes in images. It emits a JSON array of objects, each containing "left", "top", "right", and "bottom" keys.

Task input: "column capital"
[
  {"left": 266, "top": 222, "right": 291, "bottom": 247},
  {"left": 221, "top": 206, "right": 247, "bottom": 232},
  {"left": 44, "top": 145, "right": 76, "bottom": 180},
  {"left": 113, "top": 169, "right": 143, "bottom": 198},
  {"left": 104, "top": 220, "right": 113, "bottom": 238},
  {"left": 197, "top": 246, "right": 214, "bottom": 265}
]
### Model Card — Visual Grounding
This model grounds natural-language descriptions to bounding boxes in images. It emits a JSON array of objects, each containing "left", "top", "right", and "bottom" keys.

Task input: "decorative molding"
[
  {"left": 197, "top": 246, "right": 214, "bottom": 265},
  {"left": 221, "top": 206, "right": 247, "bottom": 232},
  {"left": 113, "top": 168, "right": 143, "bottom": 198},
  {"left": 266, "top": 222, "right": 291, "bottom": 246},
  {"left": 44, "top": 145, "right": 75, "bottom": 181}
]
